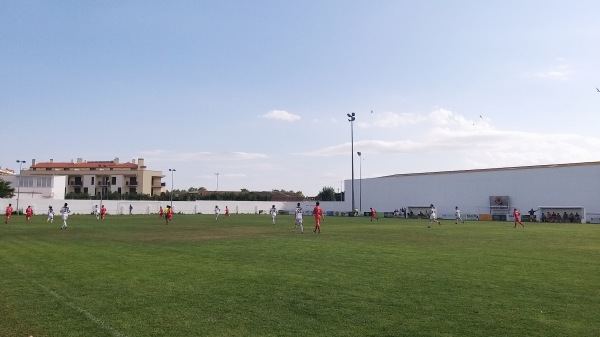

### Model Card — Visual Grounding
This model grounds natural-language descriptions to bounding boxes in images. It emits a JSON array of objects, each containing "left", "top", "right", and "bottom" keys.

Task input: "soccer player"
[
  {"left": 5, "top": 203, "right": 13, "bottom": 224},
  {"left": 313, "top": 201, "right": 323, "bottom": 234},
  {"left": 294, "top": 202, "right": 303, "bottom": 234},
  {"left": 47, "top": 206, "right": 54, "bottom": 223},
  {"left": 60, "top": 203, "right": 70, "bottom": 230},
  {"left": 225, "top": 206, "right": 230, "bottom": 217},
  {"left": 428, "top": 204, "right": 441, "bottom": 228},
  {"left": 370, "top": 207, "right": 378, "bottom": 221},
  {"left": 513, "top": 208, "right": 524, "bottom": 228},
  {"left": 94, "top": 205, "right": 100, "bottom": 219},
  {"left": 100, "top": 205, "right": 107, "bottom": 220},
  {"left": 25, "top": 205, "right": 33, "bottom": 223},
  {"left": 214, "top": 205, "right": 220, "bottom": 220},
  {"left": 455, "top": 206, "right": 464, "bottom": 224},
  {"left": 129, "top": 204, "right": 133, "bottom": 215},
  {"left": 159, "top": 206, "right": 164, "bottom": 219},
  {"left": 165, "top": 205, "right": 173, "bottom": 224},
  {"left": 269, "top": 205, "right": 277, "bottom": 225}
]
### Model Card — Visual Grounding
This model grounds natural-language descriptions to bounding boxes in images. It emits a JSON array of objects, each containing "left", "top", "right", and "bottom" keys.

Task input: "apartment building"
[{"left": 22, "top": 158, "right": 164, "bottom": 197}]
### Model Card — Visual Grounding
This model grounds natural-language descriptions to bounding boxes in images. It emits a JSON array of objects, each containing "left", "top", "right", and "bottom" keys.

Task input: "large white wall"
[
  {"left": 0, "top": 198, "right": 348, "bottom": 216},
  {"left": 345, "top": 164, "right": 600, "bottom": 217}
]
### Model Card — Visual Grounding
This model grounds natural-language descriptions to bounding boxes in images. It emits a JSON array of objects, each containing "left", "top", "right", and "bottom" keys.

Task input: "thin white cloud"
[
  {"left": 138, "top": 150, "right": 269, "bottom": 162},
  {"left": 357, "top": 108, "right": 489, "bottom": 130},
  {"left": 357, "top": 111, "right": 425, "bottom": 128},
  {"left": 261, "top": 110, "right": 301, "bottom": 122},
  {"left": 299, "top": 108, "right": 600, "bottom": 170},
  {"left": 196, "top": 173, "right": 247, "bottom": 179},
  {"left": 535, "top": 65, "right": 573, "bottom": 80}
]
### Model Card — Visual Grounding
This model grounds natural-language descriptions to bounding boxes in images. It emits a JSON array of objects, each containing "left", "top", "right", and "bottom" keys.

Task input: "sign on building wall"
[{"left": 489, "top": 195, "right": 510, "bottom": 213}]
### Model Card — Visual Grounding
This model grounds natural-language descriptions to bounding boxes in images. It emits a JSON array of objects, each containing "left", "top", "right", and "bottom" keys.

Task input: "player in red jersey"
[
  {"left": 513, "top": 208, "right": 524, "bottom": 228},
  {"left": 25, "top": 206, "right": 33, "bottom": 223},
  {"left": 159, "top": 206, "right": 164, "bottom": 218},
  {"left": 313, "top": 201, "right": 323, "bottom": 234},
  {"left": 370, "top": 207, "right": 378, "bottom": 221},
  {"left": 5, "top": 204, "right": 13, "bottom": 224},
  {"left": 100, "top": 205, "right": 107, "bottom": 220}
]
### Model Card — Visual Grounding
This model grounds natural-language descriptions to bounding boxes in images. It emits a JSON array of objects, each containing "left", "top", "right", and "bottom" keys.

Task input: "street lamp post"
[
  {"left": 347, "top": 113, "right": 356, "bottom": 214},
  {"left": 215, "top": 173, "right": 219, "bottom": 193},
  {"left": 15, "top": 160, "right": 25, "bottom": 214},
  {"left": 357, "top": 152, "right": 362, "bottom": 214},
  {"left": 168, "top": 169, "right": 176, "bottom": 207}
]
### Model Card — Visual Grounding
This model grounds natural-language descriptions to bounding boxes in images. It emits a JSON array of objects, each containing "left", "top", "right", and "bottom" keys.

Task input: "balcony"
[{"left": 69, "top": 179, "right": 83, "bottom": 186}]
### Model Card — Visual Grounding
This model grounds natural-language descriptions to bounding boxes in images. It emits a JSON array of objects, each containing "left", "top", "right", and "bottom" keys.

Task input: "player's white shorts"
[
  {"left": 430, "top": 213, "right": 437, "bottom": 220},
  {"left": 295, "top": 218, "right": 303, "bottom": 225}
]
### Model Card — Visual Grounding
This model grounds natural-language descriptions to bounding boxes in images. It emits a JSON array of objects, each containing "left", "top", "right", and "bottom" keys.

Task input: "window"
[
  {"left": 111, "top": 177, "right": 117, "bottom": 185},
  {"left": 36, "top": 177, "right": 52, "bottom": 187},
  {"left": 19, "top": 177, "right": 34, "bottom": 187},
  {"left": 91, "top": 177, "right": 95, "bottom": 185}
]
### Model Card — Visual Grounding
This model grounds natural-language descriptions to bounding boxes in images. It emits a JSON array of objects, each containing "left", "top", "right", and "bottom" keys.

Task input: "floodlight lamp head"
[{"left": 357, "top": 152, "right": 361, "bottom": 156}]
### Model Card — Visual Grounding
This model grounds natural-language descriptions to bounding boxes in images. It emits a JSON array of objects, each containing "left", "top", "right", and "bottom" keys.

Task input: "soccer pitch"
[{"left": 1, "top": 214, "right": 599, "bottom": 337}]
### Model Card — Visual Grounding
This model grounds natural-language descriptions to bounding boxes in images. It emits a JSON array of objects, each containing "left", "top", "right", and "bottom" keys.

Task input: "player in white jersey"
[
  {"left": 428, "top": 204, "right": 441, "bottom": 228},
  {"left": 269, "top": 205, "right": 277, "bottom": 225},
  {"left": 293, "top": 203, "right": 303, "bottom": 233},
  {"left": 60, "top": 203, "right": 71, "bottom": 229},
  {"left": 94, "top": 205, "right": 99, "bottom": 219},
  {"left": 214, "top": 205, "right": 220, "bottom": 220},
  {"left": 47, "top": 206, "right": 54, "bottom": 223},
  {"left": 455, "top": 206, "right": 464, "bottom": 224}
]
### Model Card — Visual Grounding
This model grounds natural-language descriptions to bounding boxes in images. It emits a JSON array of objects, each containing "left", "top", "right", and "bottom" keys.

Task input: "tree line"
[{"left": 0, "top": 178, "right": 343, "bottom": 202}]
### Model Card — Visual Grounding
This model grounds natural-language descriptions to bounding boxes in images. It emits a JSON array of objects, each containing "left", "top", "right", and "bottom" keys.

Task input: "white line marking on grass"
[
  {"left": 33, "top": 281, "right": 129, "bottom": 337},
  {"left": 12, "top": 264, "right": 128, "bottom": 337}
]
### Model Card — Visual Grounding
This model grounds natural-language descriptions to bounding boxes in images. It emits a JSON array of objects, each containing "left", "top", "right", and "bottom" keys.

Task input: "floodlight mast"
[
  {"left": 347, "top": 113, "right": 356, "bottom": 214},
  {"left": 15, "top": 160, "right": 25, "bottom": 214},
  {"left": 357, "top": 151, "right": 362, "bottom": 214},
  {"left": 168, "top": 169, "right": 176, "bottom": 207}
]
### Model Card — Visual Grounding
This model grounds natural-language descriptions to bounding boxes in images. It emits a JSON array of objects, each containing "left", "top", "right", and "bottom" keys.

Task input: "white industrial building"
[{"left": 344, "top": 161, "right": 600, "bottom": 222}]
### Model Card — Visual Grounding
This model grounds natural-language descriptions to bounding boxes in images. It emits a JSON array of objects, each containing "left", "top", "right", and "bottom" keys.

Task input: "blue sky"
[{"left": 2, "top": 1, "right": 599, "bottom": 196}]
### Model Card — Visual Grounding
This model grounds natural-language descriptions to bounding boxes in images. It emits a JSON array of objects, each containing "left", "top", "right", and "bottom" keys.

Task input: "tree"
[
  {"left": 317, "top": 186, "right": 336, "bottom": 201},
  {"left": 0, "top": 178, "right": 15, "bottom": 198}
]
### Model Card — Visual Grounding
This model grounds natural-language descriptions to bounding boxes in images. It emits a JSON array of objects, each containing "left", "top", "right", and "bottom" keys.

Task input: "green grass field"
[{"left": 1, "top": 214, "right": 599, "bottom": 337}]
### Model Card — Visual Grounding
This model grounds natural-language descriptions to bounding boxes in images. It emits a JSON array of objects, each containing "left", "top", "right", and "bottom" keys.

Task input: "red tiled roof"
[{"left": 32, "top": 161, "right": 138, "bottom": 169}]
